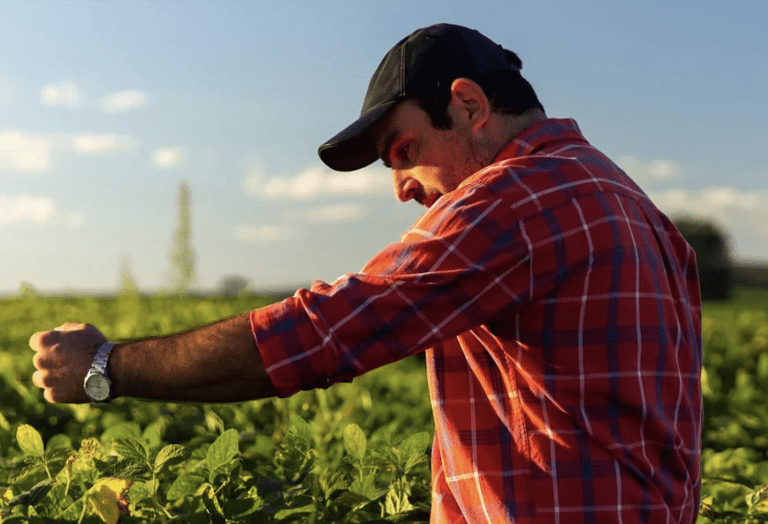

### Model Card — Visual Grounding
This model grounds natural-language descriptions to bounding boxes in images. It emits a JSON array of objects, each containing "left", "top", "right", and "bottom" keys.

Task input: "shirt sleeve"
[{"left": 250, "top": 183, "right": 532, "bottom": 397}]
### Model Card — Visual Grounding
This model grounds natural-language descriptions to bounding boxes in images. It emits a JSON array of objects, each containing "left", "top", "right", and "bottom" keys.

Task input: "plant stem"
[
  {"left": 42, "top": 457, "right": 52, "bottom": 480},
  {"left": 77, "top": 500, "right": 87, "bottom": 524}
]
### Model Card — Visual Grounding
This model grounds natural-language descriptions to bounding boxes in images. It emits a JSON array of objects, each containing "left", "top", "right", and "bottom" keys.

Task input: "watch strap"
[{"left": 91, "top": 341, "right": 116, "bottom": 376}]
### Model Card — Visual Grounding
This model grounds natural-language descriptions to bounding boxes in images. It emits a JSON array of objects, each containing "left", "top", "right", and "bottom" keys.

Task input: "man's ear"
[{"left": 449, "top": 78, "right": 491, "bottom": 132}]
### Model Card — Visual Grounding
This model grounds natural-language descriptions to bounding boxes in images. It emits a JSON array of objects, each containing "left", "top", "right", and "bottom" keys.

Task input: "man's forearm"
[{"left": 109, "top": 312, "right": 279, "bottom": 402}]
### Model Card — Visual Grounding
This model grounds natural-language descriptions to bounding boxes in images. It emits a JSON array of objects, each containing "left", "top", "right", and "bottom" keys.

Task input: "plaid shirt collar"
[{"left": 493, "top": 118, "right": 586, "bottom": 162}]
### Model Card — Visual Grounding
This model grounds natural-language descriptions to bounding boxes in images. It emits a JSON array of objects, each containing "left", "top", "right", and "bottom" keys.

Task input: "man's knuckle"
[
  {"left": 39, "top": 330, "right": 60, "bottom": 347},
  {"left": 39, "top": 371, "right": 54, "bottom": 388},
  {"left": 33, "top": 347, "right": 59, "bottom": 368},
  {"left": 29, "top": 331, "right": 49, "bottom": 350},
  {"left": 55, "top": 322, "right": 84, "bottom": 332}
]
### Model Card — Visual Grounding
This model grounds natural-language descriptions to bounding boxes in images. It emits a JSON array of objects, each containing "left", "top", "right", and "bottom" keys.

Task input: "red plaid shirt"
[{"left": 250, "top": 119, "right": 702, "bottom": 523}]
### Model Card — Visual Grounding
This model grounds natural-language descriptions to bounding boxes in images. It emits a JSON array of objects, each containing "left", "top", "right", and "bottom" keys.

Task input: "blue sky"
[{"left": 1, "top": 0, "right": 766, "bottom": 294}]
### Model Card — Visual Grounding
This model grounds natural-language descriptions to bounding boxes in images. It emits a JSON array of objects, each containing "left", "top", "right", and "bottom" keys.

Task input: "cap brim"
[{"left": 318, "top": 100, "right": 398, "bottom": 172}]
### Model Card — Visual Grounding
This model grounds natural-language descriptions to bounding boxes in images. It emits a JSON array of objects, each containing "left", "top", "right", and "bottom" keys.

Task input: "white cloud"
[
  {"left": 617, "top": 156, "right": 682, "bottom": 183},
  {"left": 152, "top": 147, "right": 185, "bottom": 169},
  {"left": 99, "top": 89, "right": 147, "bottom": 113},
  {"left": 649, "top": 187, "right": 766, "bottom": 217},
  {"left": 0, "top": 195, "right": 56, "bottom": 224},
  {"left": 648, "top": 186, "right": 768, "bottom": 259},
  {"left": 0, "top": 130, "right": 54, "bottom": 172},
  {"left": 0, "top": 195, "right": 83, "bottom": 229},
  {"left": 41, "top": 81, "right": 79, "bottom": 107},
  {"left": 234, "top": 224, "right": 292, "bottom": 243},
  {"left": 306, "top": 203, "right": 365, "bottom": 223},
  {"left": 71, "top": 133, "right": 136, "bottom": 154},
  {"left": 1, "top": 129, "right": 138, "bottom": 172},
  {"left": 245, "top": 164, "right": 391, "bottom": 200}
]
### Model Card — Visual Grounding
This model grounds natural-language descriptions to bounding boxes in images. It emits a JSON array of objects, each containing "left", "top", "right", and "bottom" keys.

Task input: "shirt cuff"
[
  {"left": 250, "top": 302, "right": 299, "bottom": 397},
  {"left": 249, "top": 296, "right": 340, "bottom": 398}
]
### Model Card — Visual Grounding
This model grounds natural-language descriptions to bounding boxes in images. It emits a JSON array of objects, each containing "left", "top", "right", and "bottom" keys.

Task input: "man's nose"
[{"left": 393, "top": 171, "right": 420, "bottom": 202}]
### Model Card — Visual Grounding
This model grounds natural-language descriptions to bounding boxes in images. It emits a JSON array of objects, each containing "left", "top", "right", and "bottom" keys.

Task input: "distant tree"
[
  {"left": 218, "top": 275, "right": 252, "bottom": 296},
  {"left": 673, "top": 216, "right": 733, "bottom": 300},
  {"left": 119, "top": 254, "right": 139, "bottom": 298},
  {"left": 19, "top": 281, "right": 38, "bottom": 299},
  {"left": 168, "top": 182, "right": 195, "bottom": 294}
]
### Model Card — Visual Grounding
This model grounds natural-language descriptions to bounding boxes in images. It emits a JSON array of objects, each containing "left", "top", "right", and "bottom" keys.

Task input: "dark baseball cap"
[{"left": 318, "top": 23, "right": 520, "bottom": 172}]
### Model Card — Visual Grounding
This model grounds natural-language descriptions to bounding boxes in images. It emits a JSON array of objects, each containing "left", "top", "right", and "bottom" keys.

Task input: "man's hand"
[
  {"left": 30, "top": 323, "right": 107, "bottom": 403},
  {"left": 30, "top": 313, "right": 278, "bottom": 404}
]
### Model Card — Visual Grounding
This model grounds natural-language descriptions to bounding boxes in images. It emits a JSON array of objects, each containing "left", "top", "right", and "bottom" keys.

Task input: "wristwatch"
[{"left": 83, "top": 341, "right": 117, "bottom": 403}]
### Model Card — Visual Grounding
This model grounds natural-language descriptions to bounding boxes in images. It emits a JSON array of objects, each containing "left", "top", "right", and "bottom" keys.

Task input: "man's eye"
[{"left": 397, "top": 144, "right": 410, "bottom": 163}]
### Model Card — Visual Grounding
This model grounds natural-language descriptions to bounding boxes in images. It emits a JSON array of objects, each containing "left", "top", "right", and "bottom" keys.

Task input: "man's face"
[{"left": 371, "top": 100, "right": 490, "bottom": 208}]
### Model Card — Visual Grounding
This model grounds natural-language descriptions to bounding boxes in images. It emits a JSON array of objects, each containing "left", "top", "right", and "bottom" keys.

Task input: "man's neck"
[
  {"left": 500, "top": 108, "right": 547, "bottom": 147},
  {"left": 474, "top": 109, "right": 547, "bottom": 173},
  {"left": 473, "top": 108, "right": 547, "bottom": 172}
]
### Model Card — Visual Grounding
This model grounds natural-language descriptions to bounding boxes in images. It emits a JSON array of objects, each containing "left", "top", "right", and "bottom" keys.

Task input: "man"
[{"left": 30, "top": 23, "right": 702, "bottom": 523}]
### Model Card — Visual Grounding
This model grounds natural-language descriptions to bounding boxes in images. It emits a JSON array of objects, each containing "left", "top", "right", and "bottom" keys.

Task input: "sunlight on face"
[{"left": 372, "top": 100, "right": 488, "bottom": 207}]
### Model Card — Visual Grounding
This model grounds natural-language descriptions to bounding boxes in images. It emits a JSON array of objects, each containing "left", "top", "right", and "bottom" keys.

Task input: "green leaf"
[
  {"left": 16, "top": 424, "right": 44, "bottom": 456},
  {"left": 274, "top": 510, "right": 316, "bottom": 522},
  {"left": 101, "top": 421, "right": 142, "bottom": 444},
  {"left": 333, "top": 489, "right": 374, "bottom": 509},
  {"left": 384, "top": 486, "right": 413, "bottom": 515},
  {"left": 126, "top": 480, "right": 152, "bottom": 504},
  {"left": 201, "top": 483, "right": 226, "bottom": 524},
  {"left": 154, "top": 443, "right": 188, "bottom": 473},
  {"left": 288, "top": 416, "right": 313, "bottom": 442},
  {"left": 222, "top": 497, "right": 262, "bottom": 519},
  {"left": 206, "top": 428, "right": 239, "bottom": 481},
  {"left": 401, "top": 432, "right": 430, "bottom": 459},
  {"left": 89, "top": 478, "right": 132, "bottom": 524},
  {"left": 167, "top": 473, "right": 206, "bottom": 500},
  {"left": 142, "top": 421, "right": 163, "bottom": 450},
  {"left": 112, "top": 437, "right": 150, "bottom": 464},
  {"left": 45, "top": 433, "right": 72, "bottom": 451},
  {"left": 707, "top": 474, "right": 758, "bottom": 489},
  {"left": 747, "top": 486, "right": 768, "bottom": 507},
  {"left": 8, "top": 478, "right": 55, "bottom": 508},
  {"left": 78, "top": 437, "right": 101, "bottom": 457},
  {"left": 319, "top": 470, "right": 349, "bottom": 498},
  {"left": 349, "top": 474, "right": 379, "bottom": 499},
  {"left": 114, "top": 461, "right": 152, "bottom": 480},
  {"left": 44, "top": 447, "right": 73, "bottom": 469},
  {"left": 204, "top": 407, "right": 226, "bottom": 434},
  {"left": 0, "top": 516, "right": 28, "bottom": 524},
  {"left": 343, "top": 423, "right": 366, "bottom": 459},
  {"left": 209, "top": 460, "right": 239, "bottom": 487}
]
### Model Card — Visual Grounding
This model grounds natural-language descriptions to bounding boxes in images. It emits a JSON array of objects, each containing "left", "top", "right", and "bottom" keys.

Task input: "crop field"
[{"left": 1, "top": 288, "right": 767, "bottom": 522}]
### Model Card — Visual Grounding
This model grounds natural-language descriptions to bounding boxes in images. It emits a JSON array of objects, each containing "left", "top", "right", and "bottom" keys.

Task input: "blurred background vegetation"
[{"left": 673, "top": 216, "right": 768, "bottom": 301}]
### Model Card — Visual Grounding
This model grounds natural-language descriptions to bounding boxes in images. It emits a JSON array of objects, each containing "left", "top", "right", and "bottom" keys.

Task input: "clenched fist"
[{"left": 30, "top": 323, "right": 108, "bottom": 403}]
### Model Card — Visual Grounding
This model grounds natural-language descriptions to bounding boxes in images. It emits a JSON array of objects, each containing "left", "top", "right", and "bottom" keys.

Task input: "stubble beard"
[{"left": 453, "top": 133, "right": 494, "bottom": 190}]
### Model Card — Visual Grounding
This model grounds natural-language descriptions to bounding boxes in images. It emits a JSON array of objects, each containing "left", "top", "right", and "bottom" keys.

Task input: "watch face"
[{"left": 85, "top": 374, "right": 110, "bottom": 402}]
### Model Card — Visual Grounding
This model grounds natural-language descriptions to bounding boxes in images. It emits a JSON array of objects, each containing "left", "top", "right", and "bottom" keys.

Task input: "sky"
[{"left": 0, "top": 0, "right": 766, "bottom": 295}]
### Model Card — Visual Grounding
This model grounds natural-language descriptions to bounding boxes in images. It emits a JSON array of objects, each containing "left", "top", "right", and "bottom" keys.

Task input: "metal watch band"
[{"left": 91, "top": 341, "right": 116, "bottom": 376}]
